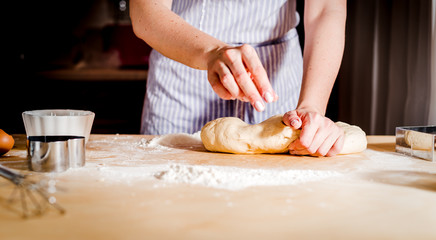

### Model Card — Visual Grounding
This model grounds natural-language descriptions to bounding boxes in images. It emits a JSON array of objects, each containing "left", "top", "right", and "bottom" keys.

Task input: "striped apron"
[{"left": 141, "top": 0, "right": 303, "bottom": 134}]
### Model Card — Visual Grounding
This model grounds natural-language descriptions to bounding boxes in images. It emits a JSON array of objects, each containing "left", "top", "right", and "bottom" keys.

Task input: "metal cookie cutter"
[
  {"left": 28, "top": 136, "right": 85, "bottom": 172},
  {"left": 395, "top": 126, "right": 436, "bottom": 162}
]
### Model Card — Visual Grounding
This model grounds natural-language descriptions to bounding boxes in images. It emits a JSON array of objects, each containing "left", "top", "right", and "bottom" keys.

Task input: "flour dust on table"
[
  {"left": 56, "top": 133, "right": 344, "bottom": 190},
  {"left": 154, "top": 164, "right": 342, "bottom": 190},
  {"left": 63, "top": 162, "right": 343, "bottom": 190},
  {"left": 57, "top": 133, "right": 430, "bottom": 191}
]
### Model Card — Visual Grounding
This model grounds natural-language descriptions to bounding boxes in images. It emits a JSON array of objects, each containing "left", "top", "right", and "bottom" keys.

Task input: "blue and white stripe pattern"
[{"left": 141, "top": 0, "right": 303, "bottom": 134}]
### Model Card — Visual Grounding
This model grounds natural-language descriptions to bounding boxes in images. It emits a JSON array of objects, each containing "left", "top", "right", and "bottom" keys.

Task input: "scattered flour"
[
  {"left": 73, "top": 133, "right": 343, "bottom": 190},
  {"left": 363, "top": 149, "right": 416, "bottom": 170},
  {"left": 74, "top": 162, "right": 342, "bottom": 190},
  {"left": 133, "top": 137, "right": 171, "bottom": 150},
  {"left": 62, "top": 133, "right": 423, "bottom": 191},
  {"left": 154, "top": 164, "right": 342, "bottom": 190}
]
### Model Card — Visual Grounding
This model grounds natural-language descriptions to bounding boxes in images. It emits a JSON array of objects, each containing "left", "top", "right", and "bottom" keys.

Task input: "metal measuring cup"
[
  {"left": 22, "top": 109, "right": 94, "bottom": 172},
  {"left": 27, "top": 136, "right": 85, "bottom": 172}
]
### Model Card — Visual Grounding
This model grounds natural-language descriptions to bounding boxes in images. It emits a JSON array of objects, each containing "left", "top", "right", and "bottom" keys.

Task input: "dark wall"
[{"left": 2, "top": 0, "right": 150, "bottom": 134}]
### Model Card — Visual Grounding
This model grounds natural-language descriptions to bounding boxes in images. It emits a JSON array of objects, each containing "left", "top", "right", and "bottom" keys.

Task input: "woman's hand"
[
  {"left": 283, "top": 109, "right": 344, "bottom": 157},
  {"left": 207, "top": 44, "right": 278, "bottom": 112}
]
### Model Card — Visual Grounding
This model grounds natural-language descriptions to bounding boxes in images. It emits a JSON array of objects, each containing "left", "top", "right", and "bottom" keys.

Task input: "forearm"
[
  {"left": 298, "top": 0, "right": 347, "bottom": 115},
  {"left": 130, "top": 0, "right": 227, "bottom": 70}
]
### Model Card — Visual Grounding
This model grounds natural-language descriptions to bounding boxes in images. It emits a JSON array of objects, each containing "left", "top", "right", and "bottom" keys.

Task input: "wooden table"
[{"left": 1, "top": 134, "right": 436, "bottom": 240}]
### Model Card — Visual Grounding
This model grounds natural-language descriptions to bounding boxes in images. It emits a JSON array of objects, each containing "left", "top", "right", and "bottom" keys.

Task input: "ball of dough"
[
  {"left": 201, "top": 115, "right": 367, "bottom": 155},
  {"left": 335, "top": 121, "right": 368, "bottom": 154},
  {"left": 404, "top": 130, "right": 435, "bottom": 150}
]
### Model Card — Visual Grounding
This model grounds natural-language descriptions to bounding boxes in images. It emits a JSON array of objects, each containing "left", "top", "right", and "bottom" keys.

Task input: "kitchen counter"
[{"left": 1, "top": 134, "right": 436, "bottom": 240}]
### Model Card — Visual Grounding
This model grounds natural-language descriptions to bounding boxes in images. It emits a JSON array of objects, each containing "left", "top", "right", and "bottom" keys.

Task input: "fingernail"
[
  {"left": 255, "top": 101, "right": 265, "bottom": 112},
  {"left": 291, "top": 119, "right": 299, "bottom": 126},
  {"left": 264, "top": 92, "right": 274, "bottom": 103}
]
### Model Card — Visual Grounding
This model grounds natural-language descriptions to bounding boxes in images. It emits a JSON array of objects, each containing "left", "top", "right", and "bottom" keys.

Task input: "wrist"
[{"left": 295, "top": 102, "right": 326, "bottom": 116}]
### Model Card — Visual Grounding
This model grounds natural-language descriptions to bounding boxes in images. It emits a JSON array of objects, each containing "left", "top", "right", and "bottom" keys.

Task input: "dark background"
[
  {"left": 2, "top": 0, "right": 151, "bottom": 134},
  {"left": 1, "top": 0, "right": 339, "bottom": 134}
]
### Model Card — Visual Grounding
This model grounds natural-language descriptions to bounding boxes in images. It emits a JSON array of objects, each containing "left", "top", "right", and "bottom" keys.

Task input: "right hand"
[
  {"left": 206, "top": 44, "right": 278, "bottom": 112},
  {"left": 283, "top": 108, "right": 344, "bottom": 157}
]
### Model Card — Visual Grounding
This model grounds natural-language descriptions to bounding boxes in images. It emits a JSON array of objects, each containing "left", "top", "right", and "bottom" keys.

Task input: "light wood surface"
[{"left": 1, "top": 134, "right": 436, "bottom": 240}]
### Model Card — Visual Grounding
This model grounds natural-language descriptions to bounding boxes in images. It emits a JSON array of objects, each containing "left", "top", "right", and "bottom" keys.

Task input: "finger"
[
  {"left": 288, "top": 140, "right": 308, "bottom": 155},
  {"left": 289, "top": 149, "right": 311, "bottom": 156},
  {"left": 289, "top": 139, "right": 322, "bottom": 156},
  {"left": 314, "top": 123, "right": 345, "bottom": 157},
  {"left": 288, "top": 139, "right": 306, "bottom": 152},
  {"left": 298, "top": 122, "right": 318, "bottom": 151},
  {"left": 326, "top": 130, "right": 345, "bottom": 157},
  {"left": 215, "top": 62, "right": 243, "bottom": 100},
  {"left": 207, "top": 72, "right": 233, "bottom": 100},
  {"left": 240, "top": 44, "right": 278, "bottom": 103},
  {"left": 290, "top": 149, "right": 322, "bottom": 157},
  {"left": 288, "top": 141, "right": 313, "bottom": 156},
  {"left": 315, "top": 130, "right": 340, "bottom": 156},
  {"left": 283, "top": 111, "right": 302, "bottom": 129},
  {"left": 223, "top": 48, "right": 265, "bottom": 111},
  {"left": 306, "top": 126, "right": 333, "bottom": 155}
]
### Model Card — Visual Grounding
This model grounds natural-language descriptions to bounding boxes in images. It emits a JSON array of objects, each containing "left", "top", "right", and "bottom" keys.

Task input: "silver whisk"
[{"left": 0, "top": 164, "right": 65, "bottom": 218}]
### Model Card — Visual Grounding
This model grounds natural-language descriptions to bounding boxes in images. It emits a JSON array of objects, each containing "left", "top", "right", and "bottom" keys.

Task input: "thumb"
[{"left": 283, "top": 111, "right": 302, "bottom": 129}]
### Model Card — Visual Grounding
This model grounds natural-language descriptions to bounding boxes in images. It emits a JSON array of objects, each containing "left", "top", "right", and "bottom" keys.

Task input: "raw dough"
[
  {"left": 200, "top": 115, "right": 367, "bottom": 155},
  {"left": 404, "top": 130, "right": 435, "bottom": 150}
]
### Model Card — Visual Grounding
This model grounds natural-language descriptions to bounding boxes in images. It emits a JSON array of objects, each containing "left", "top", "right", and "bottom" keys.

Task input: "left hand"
[{"left": 283, "top": 109, "right": 344, "bottom": 157}]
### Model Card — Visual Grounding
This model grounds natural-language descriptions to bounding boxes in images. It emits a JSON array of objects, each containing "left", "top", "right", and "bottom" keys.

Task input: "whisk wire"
[{"left": 0, "top": 164, "right": 66, "bottom": 218}]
